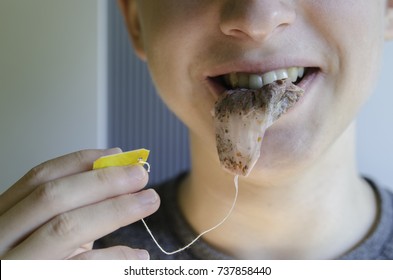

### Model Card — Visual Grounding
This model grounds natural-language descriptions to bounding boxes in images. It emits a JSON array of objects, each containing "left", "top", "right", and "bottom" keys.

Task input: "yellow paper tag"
[{"left": 93, "top": 148, "right": 150, "bottom": 170}]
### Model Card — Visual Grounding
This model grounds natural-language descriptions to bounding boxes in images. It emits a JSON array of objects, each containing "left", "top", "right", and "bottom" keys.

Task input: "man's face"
[{"left": 123, "top": 0, "right": 391, "bottom": 175}]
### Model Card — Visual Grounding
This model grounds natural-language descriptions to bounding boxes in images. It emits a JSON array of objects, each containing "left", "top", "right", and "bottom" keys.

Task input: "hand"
[{"left": 0, "top": 149, "right": 160, "bottom": 259}]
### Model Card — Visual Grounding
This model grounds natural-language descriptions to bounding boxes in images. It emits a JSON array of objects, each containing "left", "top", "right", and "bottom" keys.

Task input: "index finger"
[{"left": 0, "top": 148, "right": 122, "bottom": 215}]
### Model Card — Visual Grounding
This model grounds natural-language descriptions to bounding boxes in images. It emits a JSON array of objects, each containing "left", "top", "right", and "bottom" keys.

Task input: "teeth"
[
  {"left": 238, "top": 73, "right": 249, "bottom": 88},
  {"left": 262, "top": 71, "right": 277, "bottom": 85},
  {"left": 276, "top": 69, "right": 289, "bottom": 80},
  {"left": 229, "top": 72, "right": 238, "bottom": 88},
  {"left": 225, "top": 67, "right": 305, "bottom": 89},
  {"left": 249, "top": 74, "right": 263, "bottom": 89},
  {"left": 287, "top": 67, "right": 298, "bottom": 83},
  {"left": 298, "top": 67, "right": 304, "bottom": 79}
]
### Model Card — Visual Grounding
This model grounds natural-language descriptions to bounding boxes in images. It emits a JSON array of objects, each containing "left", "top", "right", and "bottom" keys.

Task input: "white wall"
[
  {"left": 0, "top": 0, "right": 107, "bottom": 192},
  {"left": 357, "top": 42, "right": 393, "bottom": 191}
]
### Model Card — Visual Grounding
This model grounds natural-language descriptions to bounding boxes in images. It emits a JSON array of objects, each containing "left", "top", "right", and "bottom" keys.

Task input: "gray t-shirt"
[{"left": 95, "top": 174, "right": 393, "bottom": 259}]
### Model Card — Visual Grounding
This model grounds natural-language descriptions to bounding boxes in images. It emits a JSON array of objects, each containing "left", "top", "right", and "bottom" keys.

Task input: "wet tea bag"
[{"left": 213, "top": 79, "right": 304, "bottom": 176}]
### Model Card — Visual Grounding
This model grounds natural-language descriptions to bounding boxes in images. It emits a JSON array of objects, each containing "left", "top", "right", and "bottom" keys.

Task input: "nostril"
[
  {"left": 219, "top": 0, "right": 296, "bottom": 42},
  {"left": 224, "top": 28, "right": 256, "bottom": 40},
  {"left": 220, "top": 17, "right": 270, "bottom": 42}
]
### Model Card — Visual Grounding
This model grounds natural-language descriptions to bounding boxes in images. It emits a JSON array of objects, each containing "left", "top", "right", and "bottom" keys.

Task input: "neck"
[{"left": 178, "top": 122, "right": 377, "bottom": 259}]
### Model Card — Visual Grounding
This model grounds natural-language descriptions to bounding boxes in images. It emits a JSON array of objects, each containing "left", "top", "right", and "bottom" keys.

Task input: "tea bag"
[{"left": 213, "top": 79, "right": 304, "bottom": 176}]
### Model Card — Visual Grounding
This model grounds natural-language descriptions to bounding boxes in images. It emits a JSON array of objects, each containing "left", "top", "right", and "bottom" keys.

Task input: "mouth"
[{"left": 208, "top": 66, "right": 320, "bottom": 96}]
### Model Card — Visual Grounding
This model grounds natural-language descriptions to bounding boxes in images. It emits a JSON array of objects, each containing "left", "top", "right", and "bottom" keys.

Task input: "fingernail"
[
  {"left": 135, "top": 189, "right": 158, "bottom": 205},
  {"left": 103, "top": 147, "right": 122, "bottom": 155},
  {"left": 136, "top": 249, "right": 150, "bottom": 260},
  {"left": 129, "top": 165, "right": 147, "bottom": 181}
]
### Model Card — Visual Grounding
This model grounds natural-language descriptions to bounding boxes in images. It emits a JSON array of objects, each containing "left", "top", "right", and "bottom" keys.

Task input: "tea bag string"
[{"left": 138, "top": 159, "right": 239, "bottom": 255}]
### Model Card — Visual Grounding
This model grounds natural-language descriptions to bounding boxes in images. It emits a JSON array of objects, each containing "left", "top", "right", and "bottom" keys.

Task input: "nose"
[{"left": 219, "top": 0, "right": 296, "bottom": 42}]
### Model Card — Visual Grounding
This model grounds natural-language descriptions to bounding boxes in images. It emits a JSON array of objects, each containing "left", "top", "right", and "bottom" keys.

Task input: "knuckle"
[
  {"left": 26, "top": 163, "right": 48, "bottom": 185},
  {"left": 117, "top": 246, "right": 133, "bottom": 259},
  {"left": 94, "top": 166, "right": 148, "bottom": 193},
  {"left": 48, "top": 213, "right": 79, "bottom": 238},
  {"left": 33, "top": 181, "right": 60, "bottom": 207},
  {"left": 73, "top": 150, "right": 87, "bottom": 166},
  {"left": 95, "top": 168, "right": 113, "bottom": 185},
  {"left": 95, "top": 166, "right": 137, "bottom": 186},
  {"left": 109, "top": 198, "right": 125, "bottom": 219}
]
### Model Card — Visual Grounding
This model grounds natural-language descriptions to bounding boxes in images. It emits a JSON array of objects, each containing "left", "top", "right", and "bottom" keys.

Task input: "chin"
[{"left": 252, "top": 127, "right": 323, "bottom": 176}]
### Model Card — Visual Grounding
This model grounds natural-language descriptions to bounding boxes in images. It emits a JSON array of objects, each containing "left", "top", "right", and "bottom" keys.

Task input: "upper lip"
[{"left": 203, "top": 57, "right": 320, "bottom": 78}]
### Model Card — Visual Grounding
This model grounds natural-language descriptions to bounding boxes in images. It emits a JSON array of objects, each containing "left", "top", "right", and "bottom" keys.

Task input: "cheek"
[
  {"left": 138, "top": 1, "right": 207, "bottom": 98},
  {"left": 139, "top": 3, "right": 219, "bottom": 138},
  {"left": 306, "top": 0, "right": 385, "bottom": 113},
  {"left": 257, "top": 1, "right": 386, "bottom": 170},
  {"left": 145, "top": 44, "right": 216, "bottom": 148}
]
